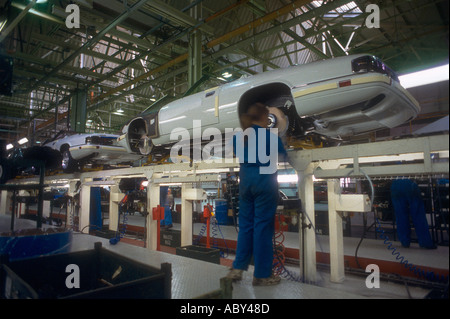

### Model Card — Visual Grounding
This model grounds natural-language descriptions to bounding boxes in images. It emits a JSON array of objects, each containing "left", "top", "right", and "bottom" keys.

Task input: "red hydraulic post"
[
  {"left": 152, "top": 205, "right": 165, "bottom": 251},
  {"left": 203, "top": 205, "right": 212, "bottom": 248}
]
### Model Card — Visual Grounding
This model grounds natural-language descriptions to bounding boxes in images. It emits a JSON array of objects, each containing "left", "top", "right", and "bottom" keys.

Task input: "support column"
[
  {"left": 0, "top": 190, "right": 10, "bottom": 215},
  {"left": 146, "top": 182, "right": 160, "bottom": 250},
  {"left": 109, "top": 184, "right": 124, "bottom": 232},
  {"left": 297, "top": 163, "right": 317, "bottom": 283},
  {"left": 289, "top": 150, "right": 317, "bottom": 283},
  {"left": 181, "top": 183, "right": 193, "bottom": 246},
  {"left": 327, "top": 178, "right": 345, "bottom": 283},
  {"left": 66, "top": 181, "right": 78, "bottom": 228},
  {"left": 70, "top": 88, "right": 87, "bottom": 133},
  {"left": 79, "top": 183, "right": 91, "bottom": 233},
  {"left": 188, "top": 2, "right": 202, "bottom": 88}
]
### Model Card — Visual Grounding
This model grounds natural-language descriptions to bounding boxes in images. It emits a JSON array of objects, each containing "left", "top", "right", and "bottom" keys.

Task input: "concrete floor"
[
  {"left": 2, "top": 211, "right": 447, "bottom": 299},
  {"left": 72, "top": 221, "right": 447, "bottom": 299},
  {"left": 70, "top": 233, "right": 372, "bottom": 299}
]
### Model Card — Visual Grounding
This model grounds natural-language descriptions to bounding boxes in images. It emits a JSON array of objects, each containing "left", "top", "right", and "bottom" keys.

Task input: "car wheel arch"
[
  {"left": 60, "top": 143, "right": 70, "bottom": 153},
  {"left": 237, "top": 82, "right": 294, "bottom": 116}
]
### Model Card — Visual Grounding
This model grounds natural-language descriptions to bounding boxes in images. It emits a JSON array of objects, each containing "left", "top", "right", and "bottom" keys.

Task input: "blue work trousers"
[
  {"left": 233, "top": 166, "right": 279, "bottom": 278},
  {"left": 161, "top": 205, "right": 172, "bottom": 226},
  {"left": 391, "top": 180, "right": 434, "bottom": 248}
]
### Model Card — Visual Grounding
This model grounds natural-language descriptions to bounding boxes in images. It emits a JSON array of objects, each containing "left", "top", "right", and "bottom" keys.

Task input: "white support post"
[
  {"left": 66, "top": 181, "right": 78, "bottom": 228},
  {"left": 109, "top": 184, "right": 124, "bottom": 232},
  {"left": 181, "top": 183, "right": 193, "bottom": 247},
  {"left": 297, "top": 164, "right": 317, "bottom": 283},
  {"left": 146, "top": 182, "right": 160, "bottom": 250},
  {"left": 289, "top": 150, "right": 317, "bottom": 284},
  {"left": 0, "top": 190, "right": 10, "bottom": 215},
  {"left": 79, "top": 183, "right": 91, "bottom": 233},
  {"left": 327, "top": 178, "right": 345, "bottom": 283}
]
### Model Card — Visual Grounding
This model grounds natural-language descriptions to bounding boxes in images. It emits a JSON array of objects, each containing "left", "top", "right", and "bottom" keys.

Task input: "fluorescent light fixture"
[
  {"left": 6, "top": 144, "right": 13, "bottom": 150},
  {"left": 399, "top": 64, "right": 449, "bottom": 89},
  {"left": 18, "top": 137, "right": 29, "bottom": 145},
  {"left": 0, "top": 18, "right": 7, "bottom": 33},
  {"left": 278, "top": 174, "right": 298, "bottom": 183},
  {"left": 159, "top": 182, "right": 182, "bottom": 186},
  {"left": 117, "top": 108, "right": 124, "bottom": 113},
  {"left": 222, "top": 72, "right": 232, "bottom": 78}
]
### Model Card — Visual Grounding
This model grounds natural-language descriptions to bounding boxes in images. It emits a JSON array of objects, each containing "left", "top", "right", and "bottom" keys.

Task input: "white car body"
[
  {"left": 119, "top": 54, "right": 420, "bottom": 155},
  {"left": 44, "top": 133, "right": 143, "bottom": 168}
]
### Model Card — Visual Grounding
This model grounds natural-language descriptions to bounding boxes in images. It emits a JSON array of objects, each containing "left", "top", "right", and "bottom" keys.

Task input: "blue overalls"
[
  {"left": 160, "top": 186, "right": 173, "bottom": 226},
  {"left": 232, "top": 125, "right": 287, "bottom": 278},
  {"left": 390, "top": 179, "right": 434, "bottom": 248}
]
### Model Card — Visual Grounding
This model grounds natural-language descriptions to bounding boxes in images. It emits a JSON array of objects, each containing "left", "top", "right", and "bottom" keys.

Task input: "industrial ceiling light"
[
  {"left": 222, "top": 72, "right": 232, "bottom": 78},
  {"left": 6, "top": 143, "right": 13, "bottom": 150},
  {"left": 0, "top": 17, "right": 7, "bottom": 33},
  {"left": 399, "top": 64, "right": 449, "bottom": 89},
  {"left": 18, "top": 137, "right": 29, "bottom": 145}
]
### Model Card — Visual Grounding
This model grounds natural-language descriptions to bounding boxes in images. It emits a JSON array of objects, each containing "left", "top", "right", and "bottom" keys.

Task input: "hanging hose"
[
  {"left": 272, "top": 213, "right": 303, "bottom": 282},
  {"left": 211, "top": 215, "right": 229, "bottom": 258},
  {"left": 120, "top": 210, "right": 129, "bottom": 239},
  {"left": 193, "top": 222, "right": 207, "bottom": 245},
  {"left": 67, "top": 198, "right": 75, "bottom": 230},
  {"left": 193, "top": 203, "right": 229, "bottom": 258},
  {"left": 272, "top": 217, "right": 286, "bottom": 276},
  {"left": 374, "top": 217, "right": 448, "bottom": 283}
]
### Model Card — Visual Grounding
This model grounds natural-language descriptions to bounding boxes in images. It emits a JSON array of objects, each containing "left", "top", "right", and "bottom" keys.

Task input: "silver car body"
[
  {"left": 119, "top": 54, "right": 420, "bottom": 154},
  {"left": 45, "top": 133, "right": 143, "bottom": 165}
]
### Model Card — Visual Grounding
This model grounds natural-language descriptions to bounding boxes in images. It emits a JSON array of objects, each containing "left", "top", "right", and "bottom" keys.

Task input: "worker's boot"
[
  {"left": 252, "top": 274, "right": 281, "bottom": 286},
  {"left": 226, "top": 268, "right": 243, "bottom": 281}
]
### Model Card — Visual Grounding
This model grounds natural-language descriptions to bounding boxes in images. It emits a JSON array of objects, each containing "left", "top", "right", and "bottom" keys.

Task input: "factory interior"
[{"left": 0, "top": 0, "right": 448, "bottom": 303}]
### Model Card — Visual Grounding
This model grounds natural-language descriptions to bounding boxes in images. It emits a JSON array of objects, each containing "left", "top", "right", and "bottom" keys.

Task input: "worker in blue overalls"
[
  {"left": 390, "top": 179, "right": 435, "bottom": 249},
  {"left": 226, "top": 102, "right": 287, "bottom": 286},
  {"left": 160, "top": 187, "right": 173, "bottom": 229}
]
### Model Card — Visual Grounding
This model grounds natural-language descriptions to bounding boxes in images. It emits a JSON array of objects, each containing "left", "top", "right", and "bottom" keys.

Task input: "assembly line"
[{"left": 0, "top": 0, "right": 448, "bottom": 303}]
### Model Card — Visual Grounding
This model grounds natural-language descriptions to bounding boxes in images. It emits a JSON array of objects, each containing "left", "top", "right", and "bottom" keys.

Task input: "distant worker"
[
  {"left": 227, "top": 102, "right": 287, "bottom": 286},
  {"left": 390, "top": 179, "right": 435, "bottom": 249},
  {"left": 161, "top": 187, "right": 174, "bottom": 229}
]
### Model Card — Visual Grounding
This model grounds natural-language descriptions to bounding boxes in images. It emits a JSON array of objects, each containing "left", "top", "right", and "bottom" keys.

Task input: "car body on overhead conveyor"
[
  {"left": 43, "top": 132, "right": 144, "bottom": 172},
  {"left": 118, "top": 54, "right": 420, "bottom": 157}
]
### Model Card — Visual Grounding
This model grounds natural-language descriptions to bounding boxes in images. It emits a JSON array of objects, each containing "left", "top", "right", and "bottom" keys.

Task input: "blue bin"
[
  {"left": 0, "top": 229, "right": 72, "bottom": 261},
  {"left": 215, "top": 200, "right": 228, "bottom": 225}
]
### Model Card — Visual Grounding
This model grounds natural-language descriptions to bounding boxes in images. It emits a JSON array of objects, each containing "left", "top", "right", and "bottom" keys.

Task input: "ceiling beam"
[
  {"left": 0, "top": 0, "right": 36, "bottom": 43},
  {"left": 143, "top": 0, "right": 213, "bottom": 35},
  {"left": 27, "top": 0, "right": 152, "bottom": 93}
]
